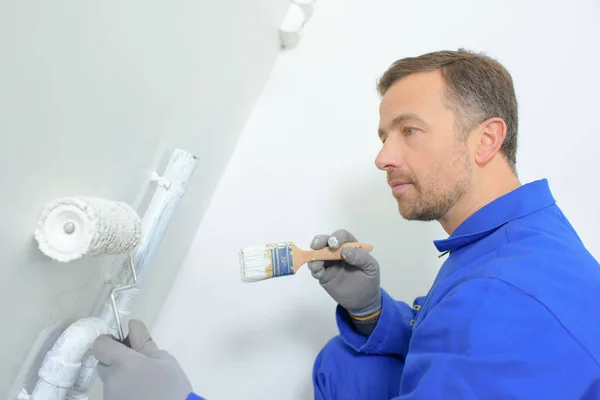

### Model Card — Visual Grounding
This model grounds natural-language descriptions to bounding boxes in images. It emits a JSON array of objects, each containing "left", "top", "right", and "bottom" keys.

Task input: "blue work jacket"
[{"left": 325, "top": 179, "right": 600, "bottom": 399}]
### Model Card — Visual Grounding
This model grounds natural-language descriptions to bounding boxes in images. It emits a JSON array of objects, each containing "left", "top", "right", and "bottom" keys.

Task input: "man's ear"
[{"left": 474, "top": 117, "right": 507, "bottom": 165}]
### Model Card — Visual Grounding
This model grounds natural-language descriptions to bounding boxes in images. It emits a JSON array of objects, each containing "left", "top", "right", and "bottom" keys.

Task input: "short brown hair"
[{"left": 377, "top": 49, "right": 518, "bottom": 172}]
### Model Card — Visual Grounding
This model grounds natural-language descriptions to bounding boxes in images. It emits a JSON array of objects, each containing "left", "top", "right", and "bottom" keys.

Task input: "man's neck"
[{"left": 439, "top": 172, "right": 521, "bottom": 235}]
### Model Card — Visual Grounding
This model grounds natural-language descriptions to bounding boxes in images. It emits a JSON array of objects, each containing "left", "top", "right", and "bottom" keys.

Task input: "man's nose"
[{"left": 375, "top": 140, "right": 403, "bottom": 171}]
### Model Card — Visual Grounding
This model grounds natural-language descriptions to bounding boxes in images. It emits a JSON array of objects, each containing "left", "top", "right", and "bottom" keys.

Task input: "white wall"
[
  {"left": 153, "top": 0, "right": 600, "bottom": 399},
  {"left": 0, "top": 1, "right": 289, "bottom": 398}
]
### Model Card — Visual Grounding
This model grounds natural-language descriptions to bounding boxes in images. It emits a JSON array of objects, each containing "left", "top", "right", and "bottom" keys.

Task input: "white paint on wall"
[
  {"left": 154, "top": 0, "right": 600, "bottom": 399},
  {"left": 0, "top": 0, "right": 289, "bottom": 397}
]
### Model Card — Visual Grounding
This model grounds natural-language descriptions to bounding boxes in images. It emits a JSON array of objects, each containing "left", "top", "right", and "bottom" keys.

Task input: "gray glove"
[
  {"left": 92, "top": 319, "right": 193, "bottom": 400},
  {"left": 308, "top": 229, "right": 381, "bottom": 317}
]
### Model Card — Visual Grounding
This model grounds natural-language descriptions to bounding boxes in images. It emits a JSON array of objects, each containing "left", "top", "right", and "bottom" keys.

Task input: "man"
[
  {"left": 308, "top": 49, "right": 600, "bottom": 399},
  {"left": 92, "top": 49, "right": 600, "bottom": 399}
]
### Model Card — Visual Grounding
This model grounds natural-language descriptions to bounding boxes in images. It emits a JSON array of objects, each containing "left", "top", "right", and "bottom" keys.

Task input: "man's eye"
[{"left": 404, "top": 127, "right": 417, "bottom": 136}]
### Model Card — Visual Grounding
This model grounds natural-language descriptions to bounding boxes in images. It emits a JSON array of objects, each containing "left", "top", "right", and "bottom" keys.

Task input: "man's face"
[{"left": 375, "top": 70, "right": 473, "bottom": 221}]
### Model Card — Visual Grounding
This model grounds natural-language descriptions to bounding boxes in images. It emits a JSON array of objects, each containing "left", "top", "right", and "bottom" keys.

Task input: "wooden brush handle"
[{"left": 303, "top": 242, "right": 374, "bottom": 262}]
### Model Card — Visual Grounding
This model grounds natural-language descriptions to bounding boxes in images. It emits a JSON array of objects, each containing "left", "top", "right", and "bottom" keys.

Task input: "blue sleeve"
[
  {"left": 186, "top": 393, "right": 205, "bottom": 400},
  {"left": 394, "top": 278, "right": 596, "bottom": 399},
  {"left": 336, "top": 288, "right": 420, "bottom": 358}
]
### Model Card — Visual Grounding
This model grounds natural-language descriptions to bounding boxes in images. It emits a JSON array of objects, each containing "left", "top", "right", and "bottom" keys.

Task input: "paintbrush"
[{"left": 239, "top": 241, "right": 374, "bottom": 283}]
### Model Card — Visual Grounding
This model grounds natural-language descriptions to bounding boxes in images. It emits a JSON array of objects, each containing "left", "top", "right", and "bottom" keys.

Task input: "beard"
[{"left": 389, "top": 150, "right": 472, "bottom": 221}]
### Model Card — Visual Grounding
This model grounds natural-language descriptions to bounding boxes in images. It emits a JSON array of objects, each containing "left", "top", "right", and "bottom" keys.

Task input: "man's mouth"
[{"left": 388, "top": 180, "right": 413, "bottom": 195}]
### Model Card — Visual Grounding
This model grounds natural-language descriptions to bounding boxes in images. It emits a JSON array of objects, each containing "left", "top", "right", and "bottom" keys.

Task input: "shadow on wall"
[{"left": 213, "top": 300, "right": 334, "bottom": 399}]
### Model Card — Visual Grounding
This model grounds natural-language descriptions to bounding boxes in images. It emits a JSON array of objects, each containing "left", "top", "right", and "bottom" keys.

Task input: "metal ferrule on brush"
[{"left": 269, "top": 241, "right": 294, "bottom": 277}]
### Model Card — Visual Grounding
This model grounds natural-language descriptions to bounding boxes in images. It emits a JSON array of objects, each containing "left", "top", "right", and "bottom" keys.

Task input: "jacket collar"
[{"left": 433, "top": 179, "right": 556, "bottom": 253}]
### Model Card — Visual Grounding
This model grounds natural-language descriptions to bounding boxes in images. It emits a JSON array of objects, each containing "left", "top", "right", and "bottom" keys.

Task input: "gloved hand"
[
  {"left": 308, "top": 229, "right": 381, "bottom": 317},
  {"left": 92, "top": 319, "right": 194, "bottom": 400}
]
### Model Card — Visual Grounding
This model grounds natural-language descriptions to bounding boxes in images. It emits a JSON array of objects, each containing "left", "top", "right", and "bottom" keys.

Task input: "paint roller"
[
  {"left": 34, "top": 196, "right": 142, "bottom": 262},
  {"left": 33, "top": 196, "right": 142, "bottom": 342}
]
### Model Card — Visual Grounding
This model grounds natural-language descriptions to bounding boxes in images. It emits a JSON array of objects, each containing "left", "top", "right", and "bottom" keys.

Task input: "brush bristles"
[
  {"left": 239, "top": 245, "right": 273, "bottom": 282},
  {"left": 239, "top": 242, "right": 295, "bottom": 283}
]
